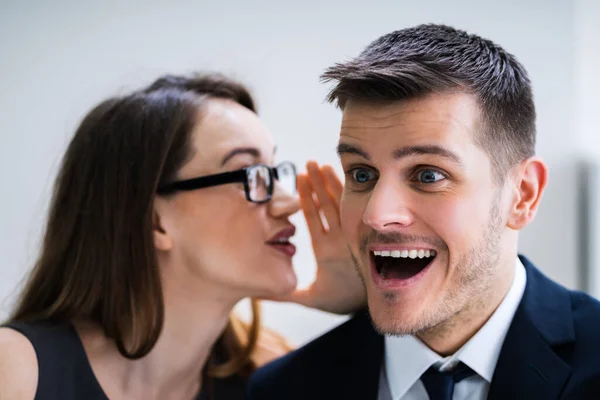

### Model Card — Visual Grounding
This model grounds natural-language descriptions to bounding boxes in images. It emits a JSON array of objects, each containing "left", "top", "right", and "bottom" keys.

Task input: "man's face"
[{"left": 338, "top": 93, "right": 509, "bottom": 335}]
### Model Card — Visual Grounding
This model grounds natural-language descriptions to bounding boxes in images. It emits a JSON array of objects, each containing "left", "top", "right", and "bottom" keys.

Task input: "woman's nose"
[{"left": 268, "top": 183, "right": 300, "bottom": 217}]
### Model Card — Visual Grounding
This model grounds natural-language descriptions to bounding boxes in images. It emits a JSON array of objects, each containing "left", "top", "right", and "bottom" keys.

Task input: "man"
[{"left": 247, "top": 24, "right": 600, "bottom": 399}]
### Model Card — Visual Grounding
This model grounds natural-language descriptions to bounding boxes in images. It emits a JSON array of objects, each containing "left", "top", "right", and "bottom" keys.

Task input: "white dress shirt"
[{"left": 378, "top": 258, "right": 527, "bottom": 400}]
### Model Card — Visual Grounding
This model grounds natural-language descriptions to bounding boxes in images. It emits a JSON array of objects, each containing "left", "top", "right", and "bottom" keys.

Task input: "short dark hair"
[
  {"left": 10, "top": 73, "right": 262, "bottom": 378},
  {"left": 321, "top": 24, "right": 536, "bottom": 178}
]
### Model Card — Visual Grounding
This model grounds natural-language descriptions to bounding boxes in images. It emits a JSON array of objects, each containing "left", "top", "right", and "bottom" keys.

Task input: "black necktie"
[{"left": 420, "top": 362, "right": 475, "bottom": 400}]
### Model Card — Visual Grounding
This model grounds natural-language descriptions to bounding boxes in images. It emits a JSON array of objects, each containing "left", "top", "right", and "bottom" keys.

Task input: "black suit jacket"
[{"left": 247, "top": 256, "right": 600, "bottom": 399}]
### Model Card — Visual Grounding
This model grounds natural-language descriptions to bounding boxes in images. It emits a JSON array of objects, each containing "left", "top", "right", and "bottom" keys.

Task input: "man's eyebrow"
[
  {"left": 336, "top": 143, "right": 462, "bottom": 166},
  {"left": 221, "top": 147, "right": 261, "bottom": 166},
  {"left": 336, "top": 143, "right": 370, "bottom": 160},
  {"left": 393, "top": 145, "right": 462, "bottom": 165}
]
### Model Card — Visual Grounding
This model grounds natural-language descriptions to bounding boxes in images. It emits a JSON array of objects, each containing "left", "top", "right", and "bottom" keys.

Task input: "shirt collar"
[
  {"left": 384, "top": 332, "right": 440, "bottom": 400},
  {"left": 454, "top": 257, "right": 526, "bottom": 381},
  {"left": 384, "top": 257, "right": 527, "bottom": 400}
]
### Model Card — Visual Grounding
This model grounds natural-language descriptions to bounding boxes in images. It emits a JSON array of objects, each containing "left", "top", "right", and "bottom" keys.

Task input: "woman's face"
[{"left": 154, "top": 98, "right": 300, "bottom": 299}]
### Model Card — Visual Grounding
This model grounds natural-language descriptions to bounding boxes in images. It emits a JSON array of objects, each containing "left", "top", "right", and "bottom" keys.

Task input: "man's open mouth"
[{"left": 371, "top": 249, "right": 437, "bottom": 280}]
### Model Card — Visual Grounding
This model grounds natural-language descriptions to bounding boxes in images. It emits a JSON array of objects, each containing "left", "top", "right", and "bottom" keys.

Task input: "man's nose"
[{"left": 362, "top": 178, "right": 415, "bottom": 231}]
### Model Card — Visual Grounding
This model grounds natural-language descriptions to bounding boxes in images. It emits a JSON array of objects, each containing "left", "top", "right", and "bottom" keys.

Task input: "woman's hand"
[{"left": 268, "top": 161, "right": 366, "bottom": 315}]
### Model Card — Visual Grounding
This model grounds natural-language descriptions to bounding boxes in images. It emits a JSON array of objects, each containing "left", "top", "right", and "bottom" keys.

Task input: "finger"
[
  {"left": 321, "top": 165, "right": 343, "bottom": 205},
  {"left": 297, "top": 174, "right": 327, "bottom": 235},
  {"left": 306, "top": 162, "right": 340, "bottom": 231}
]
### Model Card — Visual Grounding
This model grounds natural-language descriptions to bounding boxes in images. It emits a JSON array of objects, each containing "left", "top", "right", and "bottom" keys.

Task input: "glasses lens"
[
  {"left": 247, "top": 165, "right": 272, "bottom": 202},
  {"left": 276, "top": 162, "right": 297, "bottom": 195}
]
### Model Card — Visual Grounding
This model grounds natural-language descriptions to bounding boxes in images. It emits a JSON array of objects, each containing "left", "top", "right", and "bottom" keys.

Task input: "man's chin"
[{"left": 366, "top": 304, "right": 427, "bottom": 336}]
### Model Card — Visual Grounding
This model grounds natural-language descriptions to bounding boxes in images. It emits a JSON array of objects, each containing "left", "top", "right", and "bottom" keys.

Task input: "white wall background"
[
  {"left": 0, "top": 0, "right": 596, "bottom": 346},
  {"left": 574, "top": 0, "right": 600, "bottom": 297}
]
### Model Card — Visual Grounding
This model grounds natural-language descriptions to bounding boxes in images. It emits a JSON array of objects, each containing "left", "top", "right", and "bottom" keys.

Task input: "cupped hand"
[{"left": 267, "top": 161, "right": 366, "bottom": 315}]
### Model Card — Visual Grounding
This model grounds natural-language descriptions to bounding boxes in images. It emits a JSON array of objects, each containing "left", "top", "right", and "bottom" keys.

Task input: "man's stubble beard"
[{"left": 348, "top": 194, "right": 504, "bottom": 337}]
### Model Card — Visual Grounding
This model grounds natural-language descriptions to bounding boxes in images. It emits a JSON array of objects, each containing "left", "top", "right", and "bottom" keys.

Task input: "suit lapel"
[
  {"left": 488, "top": 256, "right": 574, "bottom": 400},
  {"left": 337, "top": 311, "right": 384, "bottom": 400},
  {"left": 488, "top": 306, "right": 572, "bottom": 399}
]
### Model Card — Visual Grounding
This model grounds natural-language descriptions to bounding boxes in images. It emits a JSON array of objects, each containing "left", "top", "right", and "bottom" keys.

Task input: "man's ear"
[
  {"left": 153, "top": 208, "right": 173, "bottom": 251},
  {"left": 507, "top": 156, "right": 548, "bottom": 230}
]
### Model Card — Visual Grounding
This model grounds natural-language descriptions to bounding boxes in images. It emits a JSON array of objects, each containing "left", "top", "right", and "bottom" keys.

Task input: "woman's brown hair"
[{"left": 8, "top": 72, "right": 262, "bottom": 379}]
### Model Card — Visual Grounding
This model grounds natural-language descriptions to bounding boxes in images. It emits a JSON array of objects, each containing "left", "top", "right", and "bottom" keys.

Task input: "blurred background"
[{"left": 1, "top": 0, "right": 599, "bottom": 346}]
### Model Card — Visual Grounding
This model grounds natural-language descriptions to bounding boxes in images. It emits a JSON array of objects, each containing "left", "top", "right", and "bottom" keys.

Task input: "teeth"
[{"left": 373, "top": 249, "right": 437, "bottom": 259}]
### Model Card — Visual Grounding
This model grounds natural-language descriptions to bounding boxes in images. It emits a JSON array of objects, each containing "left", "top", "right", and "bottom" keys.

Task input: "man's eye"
[
  {"left": 351, "top": 168, "right": 375, "bottom": 183},
  {"left": 416, "top": 169, "right": 445, "bottom": 183}
]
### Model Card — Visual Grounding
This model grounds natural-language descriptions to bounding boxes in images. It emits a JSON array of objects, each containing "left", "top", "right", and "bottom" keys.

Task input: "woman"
[{"left": 0, "top": 73, "right": 364, "bottom": 399}]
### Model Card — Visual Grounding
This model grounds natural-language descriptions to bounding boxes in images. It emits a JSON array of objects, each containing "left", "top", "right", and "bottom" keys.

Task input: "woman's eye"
[
  {"left": 351, "top": 168, "right": 375, "bottom": 183},
  {"left": 416, "top": 169, "right": 445, "bottom": 183}
]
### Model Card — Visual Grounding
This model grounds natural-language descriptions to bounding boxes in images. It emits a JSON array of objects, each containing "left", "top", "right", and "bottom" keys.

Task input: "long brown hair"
[{"left": 9, "top": 73, "right": 261, "bottom": 378}]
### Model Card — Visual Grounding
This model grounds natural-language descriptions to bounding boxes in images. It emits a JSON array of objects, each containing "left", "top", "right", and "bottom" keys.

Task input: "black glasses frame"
[{"left": 157, "top": 161, "right": 296, "bottom": 204}]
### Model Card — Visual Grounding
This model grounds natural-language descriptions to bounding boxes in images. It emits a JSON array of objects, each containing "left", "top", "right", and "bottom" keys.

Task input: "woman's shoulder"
[
  {"left": 0, "top": 326, "right": 39, "bottom": 399},
  {"left": 0, "top": 320, "right": 97, "bottom": 400},
  {"left": 252, "top": 326, "right": 295, "bottom": 368}
]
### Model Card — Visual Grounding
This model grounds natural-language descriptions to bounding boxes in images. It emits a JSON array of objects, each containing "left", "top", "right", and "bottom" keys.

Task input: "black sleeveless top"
[{"left": 4, "top": 321, "right": 247, "bottom": 400}]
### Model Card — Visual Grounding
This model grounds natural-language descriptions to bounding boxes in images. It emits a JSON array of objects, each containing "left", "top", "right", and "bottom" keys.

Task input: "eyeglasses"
[{"left": 157, "top": 161, "right": 297, "bottom": 203}]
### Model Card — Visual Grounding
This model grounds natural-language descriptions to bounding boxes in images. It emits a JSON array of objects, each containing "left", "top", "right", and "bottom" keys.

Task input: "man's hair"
[{"left": 321, "top": 24, "right": 536, "bottom": 178}]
